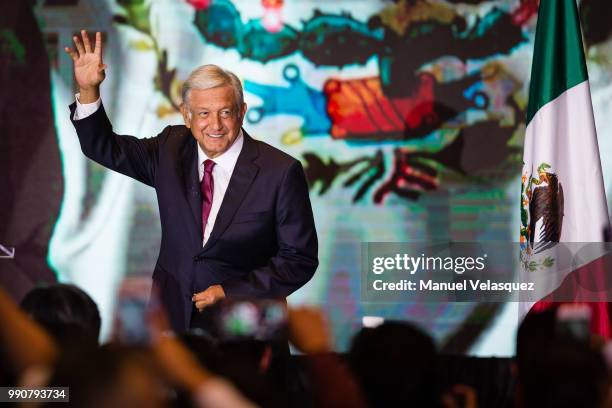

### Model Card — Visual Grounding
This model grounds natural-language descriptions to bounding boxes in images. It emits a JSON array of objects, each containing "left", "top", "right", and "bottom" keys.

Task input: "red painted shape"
[{"left": 323, "top": 73, "right": 436, "bottom": 140}]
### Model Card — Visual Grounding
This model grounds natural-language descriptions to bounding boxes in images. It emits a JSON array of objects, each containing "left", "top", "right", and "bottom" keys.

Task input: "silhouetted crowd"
[{"left": 1, "top": 283, "right": 611, "bottom": 408}]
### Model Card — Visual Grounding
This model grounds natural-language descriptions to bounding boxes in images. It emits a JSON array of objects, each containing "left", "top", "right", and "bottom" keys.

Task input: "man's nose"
[{"left": 210, "top": 114, "right": 223, "bottom": 130}]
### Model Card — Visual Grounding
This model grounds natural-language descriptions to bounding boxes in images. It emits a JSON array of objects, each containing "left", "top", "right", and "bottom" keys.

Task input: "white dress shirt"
[
  {"left": 197, "top": 130, "right": 243, "bottom": 246},
  {"left": 74, "top": 95, "right": 244, "bottom": 247},
  {"left": 73, "top": 93, "right": 101, "bottom": 120}
]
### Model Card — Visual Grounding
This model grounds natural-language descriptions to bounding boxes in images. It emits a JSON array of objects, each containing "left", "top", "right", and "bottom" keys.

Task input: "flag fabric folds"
[{"left": 520, "top": 0, "right": 611, "bottom": 337}]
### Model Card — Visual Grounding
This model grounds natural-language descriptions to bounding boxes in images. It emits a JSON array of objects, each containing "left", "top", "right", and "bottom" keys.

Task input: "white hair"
[{"left": 181, "top": 64, "right": 244, "bottom": 112}]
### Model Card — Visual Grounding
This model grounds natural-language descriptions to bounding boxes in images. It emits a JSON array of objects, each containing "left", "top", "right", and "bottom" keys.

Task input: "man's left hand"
[{"left": 192, "top": 285, "right": 225, "bottom": 312}]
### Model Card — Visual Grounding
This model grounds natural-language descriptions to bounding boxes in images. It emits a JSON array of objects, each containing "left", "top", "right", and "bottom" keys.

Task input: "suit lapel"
[
  {"left": 200, "top": 131, "right": 260, "bottom": 253},
  {"left": 180, "top": 135, "right": 203, "bottom": 244}
]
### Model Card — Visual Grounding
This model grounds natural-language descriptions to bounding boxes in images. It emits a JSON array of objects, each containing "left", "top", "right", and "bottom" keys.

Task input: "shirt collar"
[{"left": 197, "top": 129, "right": 244, "bottom": 174}]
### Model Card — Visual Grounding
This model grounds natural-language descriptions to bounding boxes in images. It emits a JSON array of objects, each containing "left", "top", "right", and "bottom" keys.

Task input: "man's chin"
[{"left": 203, "top": 145, "right": 227, "bottom": 158}]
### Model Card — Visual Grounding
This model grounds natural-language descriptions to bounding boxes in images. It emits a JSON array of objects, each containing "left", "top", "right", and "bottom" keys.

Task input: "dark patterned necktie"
[{"left": 201, "top": 159, "right": 216, "bottom": 238}]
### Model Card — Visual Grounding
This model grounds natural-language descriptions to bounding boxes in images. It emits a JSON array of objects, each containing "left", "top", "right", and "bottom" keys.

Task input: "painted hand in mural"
[{"left": 64, "top": 30, "right": 106, "bottom": 102}]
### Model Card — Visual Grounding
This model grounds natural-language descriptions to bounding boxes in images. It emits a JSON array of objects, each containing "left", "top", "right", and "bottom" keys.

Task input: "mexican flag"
[{"left": 520, "top": 0, "right": 611, "bottom": 336}]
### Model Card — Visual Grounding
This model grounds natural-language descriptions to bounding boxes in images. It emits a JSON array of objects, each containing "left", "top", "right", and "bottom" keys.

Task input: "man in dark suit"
[{"left": 64, "top": 31, "right": 318, "bottom": 332}]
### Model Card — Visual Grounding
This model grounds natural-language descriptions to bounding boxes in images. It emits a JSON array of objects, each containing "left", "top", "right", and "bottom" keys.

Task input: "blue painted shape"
[{"left": 244, "top": 64, "right": 331, "bottom": 136}]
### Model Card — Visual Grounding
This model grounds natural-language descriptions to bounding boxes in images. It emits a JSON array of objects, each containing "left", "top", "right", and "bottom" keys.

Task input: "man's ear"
[
  {"left": 180, "top": 104, "right": 191, "bottom": 129},
  {"left": 240, "top": 102, "right": 247, "bottom": 122}
]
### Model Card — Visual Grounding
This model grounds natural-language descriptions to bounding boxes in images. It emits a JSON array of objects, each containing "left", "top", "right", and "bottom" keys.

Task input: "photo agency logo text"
[{"left": 372, "top": 253, "right": 488, "bottom": 275}]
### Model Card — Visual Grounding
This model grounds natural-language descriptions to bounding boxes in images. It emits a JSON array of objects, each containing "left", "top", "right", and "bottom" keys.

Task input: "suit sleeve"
[
  {"left": 221, "top": 160, "right": 319, "bottom": 298},
  {"left": 69, "top": 102, "right": 162, "bottom": 187}
]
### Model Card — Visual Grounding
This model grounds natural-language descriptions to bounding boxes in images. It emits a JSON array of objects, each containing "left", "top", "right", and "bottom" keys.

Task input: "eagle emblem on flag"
[{"left": 520, "top": 163, "right": 564, "bottom": 270}]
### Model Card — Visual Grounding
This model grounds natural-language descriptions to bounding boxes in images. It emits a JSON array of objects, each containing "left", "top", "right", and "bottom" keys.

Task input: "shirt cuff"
[{"left": 73, "top": 93, "right": 101, "bottom": 120}]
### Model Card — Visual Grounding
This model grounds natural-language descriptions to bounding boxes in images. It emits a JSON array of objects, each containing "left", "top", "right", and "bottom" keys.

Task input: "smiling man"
[{"left": 65, "top": 31, "right": 318, "bottom": 332}]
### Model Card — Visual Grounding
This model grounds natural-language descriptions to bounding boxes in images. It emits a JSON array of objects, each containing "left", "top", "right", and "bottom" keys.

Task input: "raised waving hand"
[{"left": 64, "top": 30, "right": 106, "bottom": 103}]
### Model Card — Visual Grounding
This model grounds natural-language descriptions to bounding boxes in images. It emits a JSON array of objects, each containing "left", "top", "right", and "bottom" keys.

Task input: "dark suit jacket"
[{"left": 69, "top": 103, "right": 318, "bottom": 332}]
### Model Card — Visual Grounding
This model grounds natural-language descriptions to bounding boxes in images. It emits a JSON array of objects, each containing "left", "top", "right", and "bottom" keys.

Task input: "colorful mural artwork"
[
  {"left": 4, "top": 0, "right": 611, "bottom": 353},
  {"left": 112, "top": 0, "right": 530, "bottom": 205}
]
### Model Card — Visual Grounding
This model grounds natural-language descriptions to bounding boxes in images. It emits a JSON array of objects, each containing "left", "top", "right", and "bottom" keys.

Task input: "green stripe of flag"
[{"left": 526, "top": 0, "right": 589, "bottom": 125}]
